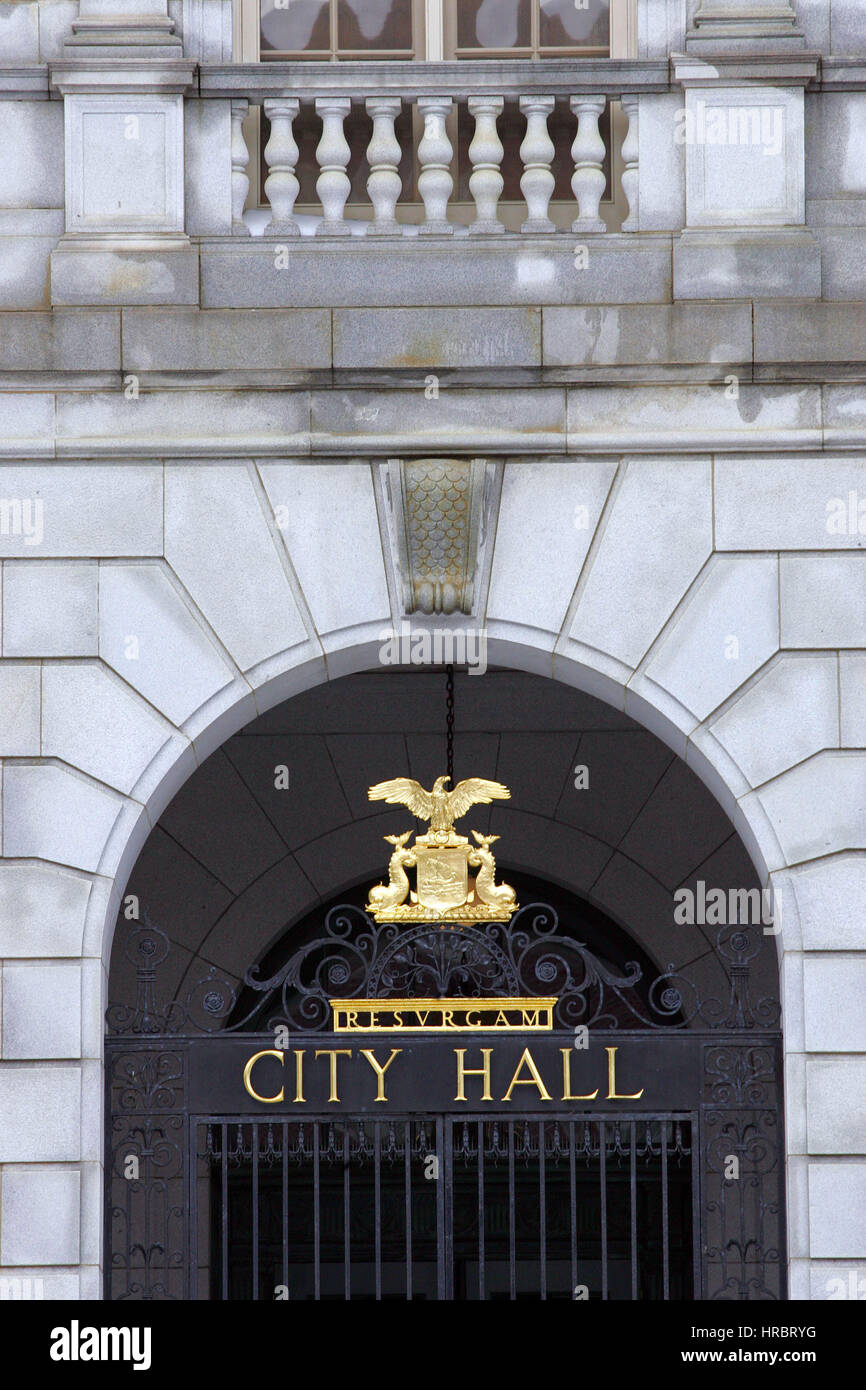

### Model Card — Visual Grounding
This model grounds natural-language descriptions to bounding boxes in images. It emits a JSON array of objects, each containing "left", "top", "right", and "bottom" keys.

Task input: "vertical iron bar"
[
  {"left": 539, "top": 1120, "right": 547, "bottom": 1301},
  {"left": 189, "top": 1121, "right": 198, "bottom": 1302},
  {"left": 313, "top": 1120, "right": 321, "bottom": 1301},
  {"left": 508, "top": 1120, "right": 516, "bottom": 1301},
  {"left": 102, "top": 1059, "right": 111, "bottom": 1300},
  {"left": 282, "top": 1121, "right": 288, "bottom": 1296},
  {"left": 600, "top": 1120, "right": 608, "bottom": 1301},
  {"left": 404, "top": 1120, "right": 413, "bottom": 1301},
  {"left": 252, "top": 1123, "right": 259, "bottom": 1301},
  {"left": 438, "top": 1117, "right": 451, "bottom": 1300},
  {"left": 343, "top": 1123, "right": 351, "bottom": 1301},
  {"left": 661, "top": 1119, "right": 670, "bottom": 1300},
  {"left": 220, "top": 1122, "right": 228, "bottom": 1301},
  {"left": 374, "top": 1122, "right": 382, "bottom": 1302},
  {"left": 477, "top": 1120, "right": 485, "bottom": 1302},
  {"left": 691, "top": 1113, "right": 703, "bottom": 1300},
  {"left": 569, "top": 1119, "right": 578, "bottom": 1300},
  {"left": 630, "top": 1119, "right": 638, "bottom": 1300}
]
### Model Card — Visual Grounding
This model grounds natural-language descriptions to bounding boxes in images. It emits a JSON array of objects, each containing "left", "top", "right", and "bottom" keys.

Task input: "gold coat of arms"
[{"left": 365, "top": 775, "right": 518, "bottom": 923}]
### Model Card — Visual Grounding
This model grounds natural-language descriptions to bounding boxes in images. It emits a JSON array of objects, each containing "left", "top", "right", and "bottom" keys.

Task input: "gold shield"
[{"left": 414, "top": 845, "right": 470, "bottom": 912}]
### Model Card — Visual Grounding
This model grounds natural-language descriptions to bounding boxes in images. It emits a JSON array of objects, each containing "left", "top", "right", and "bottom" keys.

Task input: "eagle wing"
[
  {"left": 368, "top": 777, "right": 434, "bottom": 820},
  {"left": 446, "top": 778, "right": 511, "bottom": 821}
]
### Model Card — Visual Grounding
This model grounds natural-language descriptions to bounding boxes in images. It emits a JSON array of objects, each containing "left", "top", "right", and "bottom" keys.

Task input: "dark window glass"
[
  {"left": 337, "top": 0, "right": 413, "bottom": 50},
  {"left": 539, "top": 0, "right": 609, "bottom": 48},
  {"left": 457, "top": 0, "right": 531, "bottom": 51},
  {"left": 260, "top": 0, "right": 330, "bottom": 53}
]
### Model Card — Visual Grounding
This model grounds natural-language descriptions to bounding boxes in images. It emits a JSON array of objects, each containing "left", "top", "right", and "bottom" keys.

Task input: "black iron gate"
[
  {"left": 191, "top": 1115, "right": 695, "bottom": 1301},
  {"left": 105, "top": 905, "right": 786, "bottom": 1301}
]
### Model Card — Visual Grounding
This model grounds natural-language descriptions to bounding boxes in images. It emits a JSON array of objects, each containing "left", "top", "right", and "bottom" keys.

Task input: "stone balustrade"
[{"left": 201, "top": 59, "right": 668, "bottom": 237}]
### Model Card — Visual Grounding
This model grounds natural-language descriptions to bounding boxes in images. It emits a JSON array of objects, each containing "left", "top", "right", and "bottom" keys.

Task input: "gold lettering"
[
  {"left": 345, "top": 1010, "right": 358, "bottom": 1029},
  {"left": 442, "top": 1009, "right": 454, "bottom": 1028},
  {"left": 466, "top": 1010, "right": 481, "bottom": 1027},
  {"left": 293, "top": 1049, "right": 305, "bottom": 1103},
  {"left": 417, "top": 1011, "right": 430, "bottom": 1026},
  {"left": 243, "top": 1049, "right": 285, "bottom": 1104},
  {"left": 560, "top": 1048, "right": 599, "bottom": 1101},
  {"left": 455, "top": 1048, "right": 493, "bottom": 1102},
  {"left": 314, "top": 1048, "right": 353, "bottom": 1103},
  {"left": 392, "top": 1011, "right": 403, "bottom": 1027},
  {"left": 521, "top": 1008, "right": 541, "bottom": 1027},
  {"left": 502, "top": 1047, "right": 552, "bottom": 1102},
  {"left": 494, "top": 1011, "right": 509, "bottom": 1026},
  {"left": 359, "top": 1048, "right": 402, "bottom": 1101},
  {"left": 606, "top": 1046, "right": 644, "bottom": 1100}
]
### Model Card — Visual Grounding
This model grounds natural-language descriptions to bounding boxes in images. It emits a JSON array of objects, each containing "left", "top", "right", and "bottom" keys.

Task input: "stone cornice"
[
  {"left": 0, "top": 66, "right": 51, "bottom": 99},
  {"left": 673, "top": 52, "right": 821, "bottom": 87},
  {"left": 2, "top": 380, "right": 865, "bottom": 459},
  {"left": 0, "top": 55, "right": 859, "bottom": 103},
  {"left": 198, "top": 58, "right": 672, "bottom": 102},
  {"left": 49, "top": 60, "right": 197, "bottom": 96}
]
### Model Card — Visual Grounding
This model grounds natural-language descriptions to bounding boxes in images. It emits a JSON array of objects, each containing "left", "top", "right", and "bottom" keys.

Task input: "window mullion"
[{"left": 424, "top": 0, "right": 444, "bottom": 61}]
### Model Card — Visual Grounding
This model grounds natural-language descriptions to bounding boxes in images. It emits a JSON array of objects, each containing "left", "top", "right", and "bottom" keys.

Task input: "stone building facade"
[{"left": 0, "top": 0, "right": 864, "bottom": 1300}]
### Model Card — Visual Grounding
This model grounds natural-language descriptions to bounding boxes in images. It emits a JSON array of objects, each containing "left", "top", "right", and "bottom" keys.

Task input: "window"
[
  {"left": 245, "top": 0, "right": 627, "bottom": 63},
  {"left": 449, "top": 0, "right": 610, "bottom": 58},
  {"left": 260, "top": 0, "right": 422, "bottom": 59}
]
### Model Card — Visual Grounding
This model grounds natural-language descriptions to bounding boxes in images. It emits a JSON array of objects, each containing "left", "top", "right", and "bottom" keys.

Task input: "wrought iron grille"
[
  {"left": 191, "top": 1116, "right": 694, "bottom": 1301},
  {"left": 105, "top": 905, "right": 786, "bottom": 1301}
]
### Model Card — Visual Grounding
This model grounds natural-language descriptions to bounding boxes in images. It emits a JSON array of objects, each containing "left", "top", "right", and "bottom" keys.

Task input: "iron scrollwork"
[
  {"left": 702, "top": 1042, "right": 784, "bottom": 1301},
  {"left": 107, "top": 906, "right": 781, "bottom": 1036},
  {"left": 105, "top": 1047, "right": 187, "bottom": 1301}
]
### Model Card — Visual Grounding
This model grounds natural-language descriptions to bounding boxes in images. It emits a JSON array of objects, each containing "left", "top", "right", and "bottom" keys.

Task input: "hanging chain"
[{"left": 446, "top": 665, "right": 455, "bottom": 784}]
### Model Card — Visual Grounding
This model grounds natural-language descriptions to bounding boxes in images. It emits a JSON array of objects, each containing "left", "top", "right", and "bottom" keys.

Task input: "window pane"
[
  {"left": 337, "top": 0, "right": 413, "bottom": 50},
  {"left": 260, "top": 0, "right": 330, "bottom": 53},
  {"left": 457, "top": 0, "right": 531, "bottom": 51},
  {"left": 539, "top": 0, "right": 609, "bottom": 48}
]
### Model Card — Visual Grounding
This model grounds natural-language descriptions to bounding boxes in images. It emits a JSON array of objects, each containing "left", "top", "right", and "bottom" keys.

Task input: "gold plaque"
[
  {"left": 414, "top": 844, "right": 470, "bottom": 912},
  {"left": 331, "top": 997, "right": 555, "bottom": 1032},
  {"left": 364, "top": 774, "right": 518, "bottom": 923}
]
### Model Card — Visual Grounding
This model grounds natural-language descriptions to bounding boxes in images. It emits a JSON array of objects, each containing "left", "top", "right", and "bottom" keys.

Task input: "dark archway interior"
[
  {"left": 108, "top": 667, "right": 780, "bottom": 1021},
  {"left": 105, "top": 667, "right": 785, "bottom": 1304}
]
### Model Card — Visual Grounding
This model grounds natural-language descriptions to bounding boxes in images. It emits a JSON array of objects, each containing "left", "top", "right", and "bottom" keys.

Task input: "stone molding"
[{"left": 687, "top": 0, "right": 805, "bottom": 54}]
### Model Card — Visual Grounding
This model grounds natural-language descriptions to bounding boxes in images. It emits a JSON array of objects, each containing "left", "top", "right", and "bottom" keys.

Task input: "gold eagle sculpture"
[{"left": 368, "top": 774, "right": 510, "bottom": 835}]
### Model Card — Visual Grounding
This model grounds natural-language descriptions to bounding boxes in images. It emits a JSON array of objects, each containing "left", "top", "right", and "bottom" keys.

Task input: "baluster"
[
  {"left": 621, "top": 94, "right": 639, "bottom": 232},
  {"left": 315, "top": 96, "right": 352, "bottom": 236},
  {"left": 570, "top": 94, "right": 607, "bottom": 233},
  {"left": 230, "top": 99, "right": 250, "bottom": 235},
  {"left": 467, "top": 95, "right": 505, "bottom": 235},
  {"left": 263, "top": 97, "right": 300, "bottom": 236},
  {"left": 365, "top": 96, "right": 403, "bottom": 236},
  {"left": 417, "top": 96, "right": 453, "bottom": 235},
  {"left": 519, "top": 94, "right": 556, "bottom": 234}
]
